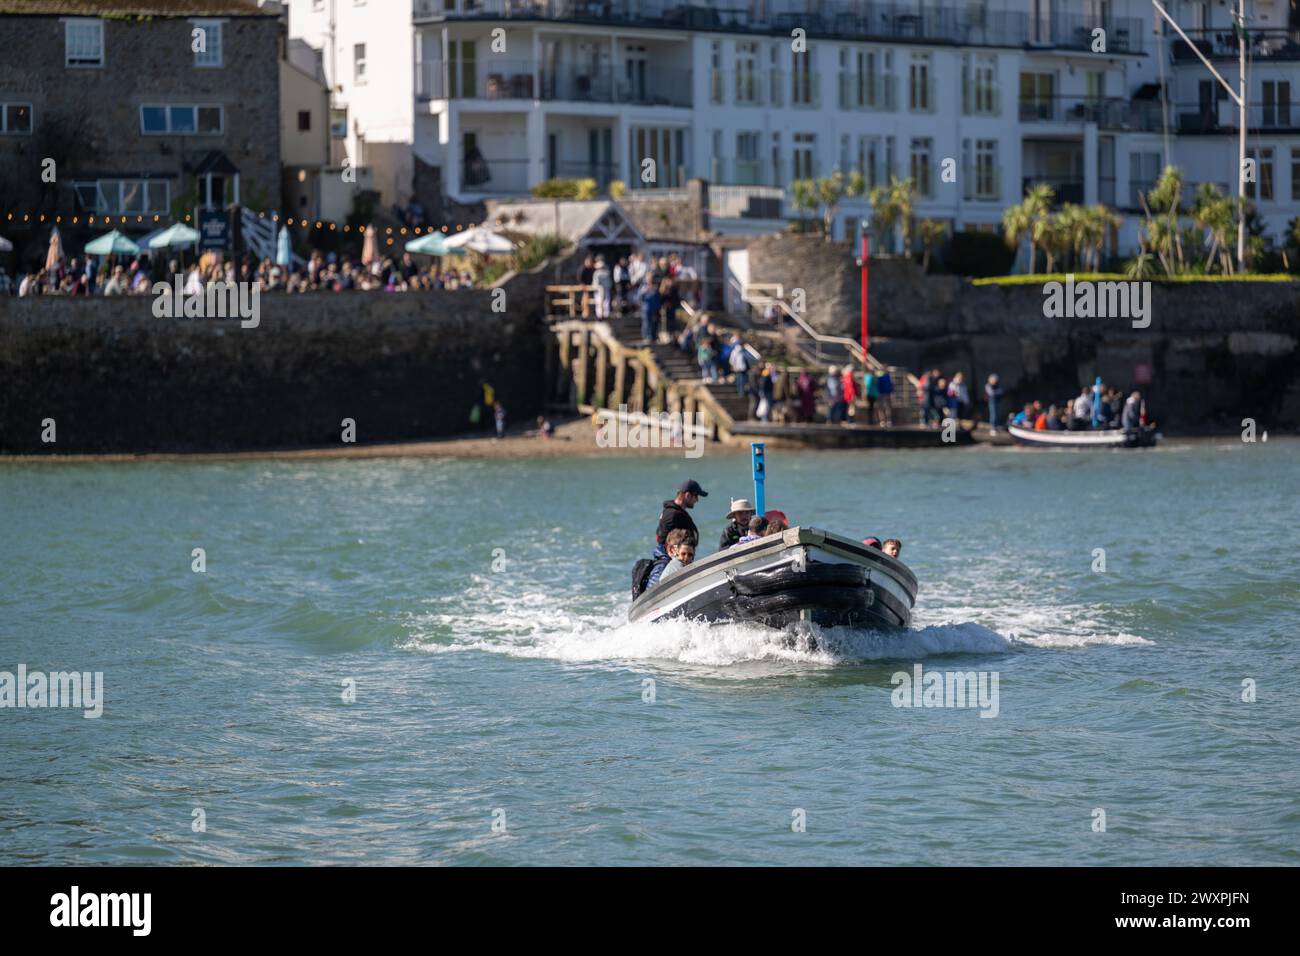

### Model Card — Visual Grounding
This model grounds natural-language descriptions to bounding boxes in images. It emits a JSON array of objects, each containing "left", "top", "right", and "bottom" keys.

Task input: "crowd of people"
[{"left": 2, "top": 248, "right": 485, "bottom": 298}]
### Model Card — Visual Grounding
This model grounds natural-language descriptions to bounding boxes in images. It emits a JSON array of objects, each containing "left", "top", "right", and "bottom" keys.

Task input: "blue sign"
[{"left": 198, "top": 209, "right": 229, "bottom": 251}]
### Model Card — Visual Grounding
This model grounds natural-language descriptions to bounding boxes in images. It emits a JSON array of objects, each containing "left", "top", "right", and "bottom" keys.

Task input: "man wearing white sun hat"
[{"left": 718, "top": 498, "right": 755, "bottom": 552}]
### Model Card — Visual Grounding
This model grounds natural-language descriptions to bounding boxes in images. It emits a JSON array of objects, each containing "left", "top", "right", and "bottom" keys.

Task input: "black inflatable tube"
[{"left": 730, "top": 562, "right": 867, "bottom": 597}]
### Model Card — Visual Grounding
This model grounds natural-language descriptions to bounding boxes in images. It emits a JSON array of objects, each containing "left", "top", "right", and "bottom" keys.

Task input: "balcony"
[
  {"left": 417, "top": 60, "right": 534, "bottom": 100},
  {"left": 1177, "top": 101, "right": 1299, "bottom": 133},
  {"left": 709, "top": 183, "right": 785, "bottom": 219},
  {"left": 413, "top": 1, "right": 1032, "bottom": 50},
  {"left": 1032, "top": 15, "right": 1143, "bottom": 54},
  {"left": 1019, "top": 95, "right": 1164, "bottom": 132},
  {"left": 542, "top": 64, "right": 691, "bottom": 107},
  {"left": 1023, "top": 176, "right": 1083, "bottom": 206},
  {"left": 462, "top": 156, "right": 531, "bottom": 195},
  {"left": 1171, "top": 27, "right": 1300, "bottom": 61},
  {"left": 838, "top": 72, "right": 897, "bottom": 111},
  {"left": 553, "top": 160, "right": 619, "bottom": 190}
]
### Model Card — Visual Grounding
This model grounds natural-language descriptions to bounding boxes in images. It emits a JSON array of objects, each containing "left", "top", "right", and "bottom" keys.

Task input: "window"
[
  {"left": 0, "top": 103, "right": 32, "bottom": 134},
  {"left": 735, "top": 42, "right": 759, "bottom": 104},
  {"left": 74, "top": 179, "right": 170, "bottom": 215},
  {"left": 963, "top": 54, "right": 997, "bottom": 115},
  {"left": 909, "top": 54, "right": 932, "bottom": 112},
  {"left": 1292, "top": 149, "right": 1300, "bottom": 201},
  {"left": 771, "top": 130, "right": 782, "bottom": 184},
  {"left": 65, "top": 18, "right": 104, "bottom": 67},
  {"left": 192, "top": 19, "right": 223, "bottom": 68},
  {"left": 629, "top": 126, "right": 687, "bottom": 189},
  {"left": 910, "top": 137, "right": 933, "bottom": 196},
  {"left": 298, "top": 110, "right": 312, "bottom": 131},
  {"left": 963, "top": 138, "right": 998, "bottom": 199},
  {"left": 1020, "top": 71, "right": 1055, "bottom": 120},
  {"left": 354, "top": 43, "right": 367, "bottom": 83},
  {"left": 710, "top": 41, "right": 724, "bottom": 104},
  {"left": 791, "top": 47, "right": 815, "bottom": 106},
  {"left": 1129, "top": 150, "right": 1161, "bottom": 206},
  {"left": 140, "top": 104, "right": 224, "bottom": 135},
  {"left": 1263, "top": 81, "right": 1291, "bottom": 128},
  {"left": 1246, "top": 147, "right": 1274, "bottom": 200},
  {"left": 793, "top": 132, "right": 816, "bottom": 179},
  {"left": 736, "top": 131, "right": 761, "bottom": 184}
]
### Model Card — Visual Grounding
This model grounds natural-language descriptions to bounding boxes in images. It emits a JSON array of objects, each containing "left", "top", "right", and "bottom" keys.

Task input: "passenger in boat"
[
  {"left": 719, "top": 498, "right": 756, "bottom": 551},
  {"left": 763, "top": 513, "right": 789, "bottom": 535},
  {"left": 862, "top": 537, "right": 882, "bottom": 549},
  {"left": 1122, "top": 391, "right": 1142, "bottom": 431},
  {"left": 883, "top": 539, "right": 902, "bottom": 559},
  {"left": 1046, "top": 404, "right": 1065, "bottom": 430},
  {"left": 1070, "top": 388, "right": 1092, "bottom": 430},
  {"left": 1011, "top": 403, "right": 1035, "bottom": 427},
  {"left": 654, "top": 479, "right": 707, "bottom": 560},
  {"left": 657, "top": 529, "right": 697, "bottom": 585},
  {"left": 1033, "top": 406, "right": 1049, "bottom": 430},
  {"left": 738, "top": 515, "right": 768, "bottom": 544}
]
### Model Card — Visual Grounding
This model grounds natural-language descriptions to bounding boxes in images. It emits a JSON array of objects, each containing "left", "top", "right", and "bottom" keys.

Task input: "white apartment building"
[{"left": 285, "top": 0, "right": 1300, "bottom": 251}]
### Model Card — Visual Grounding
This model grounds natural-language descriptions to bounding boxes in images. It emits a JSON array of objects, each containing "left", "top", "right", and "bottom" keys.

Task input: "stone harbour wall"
[
  {"left": 747, "top": 235, "right": 1300, "bottom": 430},
  {"left": 0, "top": 253, "right": 580, "bottom": 454}
]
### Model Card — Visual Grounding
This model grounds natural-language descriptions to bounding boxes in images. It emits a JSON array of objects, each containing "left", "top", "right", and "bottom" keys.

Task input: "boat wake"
[{"left": 400, "top": 579, "right": 1150, "bottom": 668}]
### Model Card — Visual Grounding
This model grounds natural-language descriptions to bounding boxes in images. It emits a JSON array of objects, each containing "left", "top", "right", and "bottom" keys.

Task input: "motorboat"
[
  {"left": 1007, "top": 423, "right": 1160, "bottom": 449},
  {"left": 628, "top": 526, "right": 916, "bottom": 630}
]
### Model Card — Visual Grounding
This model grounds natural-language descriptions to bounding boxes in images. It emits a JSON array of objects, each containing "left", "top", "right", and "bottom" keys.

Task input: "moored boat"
[
  {"left": 1007, "top": 423, "right": 1160, "bottom": 449},
  {"left": 628, "top": 526, "right": 917, "bottom": 630}
]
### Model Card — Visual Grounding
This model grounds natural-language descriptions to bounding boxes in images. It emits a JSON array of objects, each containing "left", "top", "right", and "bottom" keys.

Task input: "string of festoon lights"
[{"left": 1, "top": 210, "right": 473, "bottom": 249}]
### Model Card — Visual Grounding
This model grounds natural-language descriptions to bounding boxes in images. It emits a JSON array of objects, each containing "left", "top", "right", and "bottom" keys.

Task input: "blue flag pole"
[
  {"left": 751, "top": 442, "right": 766, "bottom": 515},
  {"left": 1091, "top": 376, "right": 1103, "bottom": 428}
]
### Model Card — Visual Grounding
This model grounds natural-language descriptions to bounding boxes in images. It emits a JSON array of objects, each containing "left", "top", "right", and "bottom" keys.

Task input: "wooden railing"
[{"left": 546, "top": 284, "right": 596, "bottom": 318}]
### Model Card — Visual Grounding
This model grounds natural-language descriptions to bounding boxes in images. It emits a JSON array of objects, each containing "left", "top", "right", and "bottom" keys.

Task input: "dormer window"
[
  {"left": 65, "top": 18, "right": 104, "bottom": 67},
  {"left": 192, "top": 19, "right": 223, "bottom": 68}
]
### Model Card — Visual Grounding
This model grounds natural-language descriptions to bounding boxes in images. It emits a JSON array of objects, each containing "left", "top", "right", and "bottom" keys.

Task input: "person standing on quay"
[{"left": 985, "top": 373, "right": 1003, "bottom": 433}]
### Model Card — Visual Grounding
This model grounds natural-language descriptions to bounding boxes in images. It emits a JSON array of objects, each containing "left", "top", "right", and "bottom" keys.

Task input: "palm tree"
[
  {"left": 1140, "top": 165, "right": 1186, "bottom": 275},
  {"left": 890, "top": 176, "right": 917, "bottom": 255},
  {"left": 917, "top": 218, "right": 948, "bottom": 273},
  {"left": 1001, "top": 201, "right": 1032, "bottom": 272},
  {"left": 1024, "top": 183, "right": 1056, "bottom": 273},
  {"left": 1191, "top": 182, "right": 1234, "bottom": 275}
]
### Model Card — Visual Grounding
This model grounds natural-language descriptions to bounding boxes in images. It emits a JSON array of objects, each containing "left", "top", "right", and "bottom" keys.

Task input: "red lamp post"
[{"left": 856, "top": 216, "right": 871, "bottom": 359}]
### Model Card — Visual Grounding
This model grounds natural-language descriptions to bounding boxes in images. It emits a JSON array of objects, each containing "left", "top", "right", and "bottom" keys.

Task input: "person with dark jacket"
[
  {"left": 718, "top": 497, "right": 756, "bottom": 551},
  {"left": 654, "top": 479, "right": 708, "bottom": 559}
]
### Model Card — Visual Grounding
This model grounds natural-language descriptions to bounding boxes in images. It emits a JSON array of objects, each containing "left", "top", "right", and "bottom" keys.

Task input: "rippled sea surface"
[{"left": 2, "top": 440, "right": 1298, "bottom": 865}]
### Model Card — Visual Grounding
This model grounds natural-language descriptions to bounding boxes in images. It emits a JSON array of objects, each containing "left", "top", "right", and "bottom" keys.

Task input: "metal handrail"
[{"left": 741, "top": 283, "right": 920, "bottom": 389}]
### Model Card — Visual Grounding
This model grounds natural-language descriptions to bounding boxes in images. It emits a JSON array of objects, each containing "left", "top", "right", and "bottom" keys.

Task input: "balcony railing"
[
  {"left": 417, "top": 59, "right": 691, "bottom": 106},
  {"left": 1035, "top": 15, "right": 1144, "bottom": 54},
  {"left": 1023, "top": 176, "right": 1084, "bottom": 206},
  {"left": 1177, "top": 100, "right": 1299, "bottom": 132},
  {"left": 962, "top": 83, "right": 1000, "bottom": 116},
  {"left": 1171, "top": 27, "right": 1300, "bottom": 61},
  {"left": 1019, "top": 95, "right": 1164, "bottom": 132},
  {"left": 709, "top": 183, "right": 785, "bottom": 219},
  {"left": 554, "top": 161, "right": 618, "bottom": 189},
  {"left": 907, "top": 77, "right": 937, "bottom": 113},
  {"left": 789, "top": 72, "right": 821, "bottom": 109},
  {"left": 414, "top": 1, "right": 1033, "bottom": 49},
  {"left": 542, "top": 64, "right": 691, "bottom": 106},
  {"left": 462, "top": 156, "right": 530, "bottom": 194},
  {"left": 417, "top": 60, "right": 535, "bottom": 100},
  {"left": 962, "top": 166, "right": 1001, "bottom": 201},
  {"left": 838, "top": 72, "right": 897, "bottom": 111}
]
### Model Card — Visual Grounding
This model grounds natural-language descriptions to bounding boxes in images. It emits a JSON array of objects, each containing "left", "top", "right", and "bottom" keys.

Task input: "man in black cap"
[{"left": 653, "top": 479, "right": 708, "bottom": 560}]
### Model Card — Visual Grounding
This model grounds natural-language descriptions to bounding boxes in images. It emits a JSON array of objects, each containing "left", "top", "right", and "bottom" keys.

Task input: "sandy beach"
[{"left": 0, "top": 415, "right": 747, "bottom": 463}]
